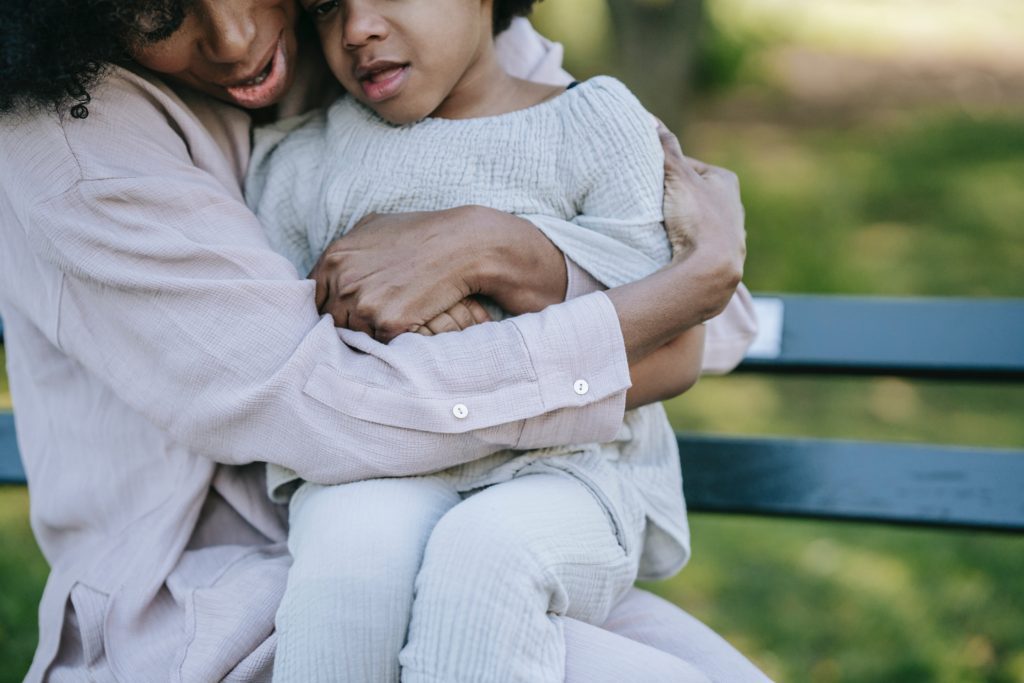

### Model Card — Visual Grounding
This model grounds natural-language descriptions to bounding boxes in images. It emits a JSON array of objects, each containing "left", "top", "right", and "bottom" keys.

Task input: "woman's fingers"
[
  {"left": 425, "top": 311, "right": 461, "bottom": 335},
  {"left": 655, "top": 119, "right": 698, "bottom": 183},
  {"left": 463, "top": 298, "right": 492, "bottom": 325},
  {"left": 654, "top": 118, "right": 735, "bottom": 185},
  {"left": 416, "top": 299, "right": 492, "bottom": 337},
  {"left": 656, "top": 120, "right": 746, "bottom": 277},
  {"left": 446, "top": 299, "right": 487, "bottom": 329}
]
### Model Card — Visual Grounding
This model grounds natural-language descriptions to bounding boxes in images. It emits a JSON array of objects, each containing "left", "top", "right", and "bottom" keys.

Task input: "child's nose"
[{"left": 343, "top": 0, "right": 390, "bottom": 49}]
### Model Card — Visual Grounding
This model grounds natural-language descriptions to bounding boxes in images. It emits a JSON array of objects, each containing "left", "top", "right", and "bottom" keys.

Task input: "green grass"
[
  {"left": 642, "top": 516, "right": 1024, "bottom": 683},
  {"left": 0, "top": 347, "right": 9, "bottom": 411},
  {"left": 685, "top": 111, "right": 1024, "bottom": 299},
  {"left": 0, "top": 488, "right": 46, "bottom": 683}
]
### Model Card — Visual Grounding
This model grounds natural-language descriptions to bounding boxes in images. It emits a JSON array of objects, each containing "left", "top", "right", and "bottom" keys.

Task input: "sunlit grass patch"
[
  {"left": 0, "top": 347, "right": 9, "bottom": 411},
  {"left": 0, "top": 488, "right": 46, "bottom": 683},
  {"left": 645, "top": 516, "right": 1024, "bottom": 683}
]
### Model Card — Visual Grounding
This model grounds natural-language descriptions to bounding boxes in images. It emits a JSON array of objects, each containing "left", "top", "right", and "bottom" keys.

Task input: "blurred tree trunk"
[{"left": 605, "top": 0, "right": 704, "bottom": 123}]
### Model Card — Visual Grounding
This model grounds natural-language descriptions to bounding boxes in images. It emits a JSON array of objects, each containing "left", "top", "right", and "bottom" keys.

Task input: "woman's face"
[{"left": 132, "top": 0, "right": 301, "bottom": 109}]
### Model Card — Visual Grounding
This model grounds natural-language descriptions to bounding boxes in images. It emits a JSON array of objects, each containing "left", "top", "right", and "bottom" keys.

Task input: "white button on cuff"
[
  {"left": 452, "top": 403, "right": 469, "bottom": 419},
  {"left": 573, "top": 379, "right": 589, "bottom": 396}
]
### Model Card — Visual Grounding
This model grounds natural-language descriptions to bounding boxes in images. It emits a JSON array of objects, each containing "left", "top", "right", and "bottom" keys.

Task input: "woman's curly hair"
[
  {"left": 0, "top": 0, "right": 193, "bottom": 118},
  {"left": 493, "top": 0, "right": 543, "bottom": 35}
]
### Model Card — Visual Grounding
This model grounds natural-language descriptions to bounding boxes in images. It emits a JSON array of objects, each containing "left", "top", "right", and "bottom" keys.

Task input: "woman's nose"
[
  {"left": 343, "top": 0, "right": 390, "bottom": 49},
  {"left": 198, "top": 0, "right": 259, "bottom": 64}
]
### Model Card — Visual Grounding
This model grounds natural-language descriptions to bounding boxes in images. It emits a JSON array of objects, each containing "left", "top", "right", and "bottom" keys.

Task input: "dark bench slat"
[
  {"left": 680, "top": 434, "right": 1024, "bottom": 531},
  {"left": 742, "top": 295, "right": 1024, "bottom": 380},
  {"left": 5, "top": 420, "right": 1022, "bottom": 531},
  {"left": 1, "top": 413, "right": 25, "bottom": 484}
]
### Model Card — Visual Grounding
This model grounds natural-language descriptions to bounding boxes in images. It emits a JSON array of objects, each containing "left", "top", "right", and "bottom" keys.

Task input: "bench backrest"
[
  {"left": 3, "top": 297, "right": 1024, "bottom": 529},
  {"left": 678, "top": 295, "right": 1024, "bottom": 531}
]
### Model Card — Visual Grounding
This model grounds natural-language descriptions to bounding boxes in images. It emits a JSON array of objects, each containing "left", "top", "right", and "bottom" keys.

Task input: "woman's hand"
[
  {"left": 657, "top": 121, "right": 746, "bottom": 276},
  {"left": 309, "top": 208, "right": 476, "bottom": 342},
  {"left": 606, "top": 127, "right": 746, "bottom": 363},
  {"left": 308, "top": 207, "right": 565, "bottom": 342},
  {"left": 412, "top": 298, "right": 492, "bottom": 336}
]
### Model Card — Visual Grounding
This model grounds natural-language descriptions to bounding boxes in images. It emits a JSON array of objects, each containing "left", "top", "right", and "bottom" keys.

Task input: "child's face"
[{"left": 303, "top": 0, "right": 493, "bottom": 124}]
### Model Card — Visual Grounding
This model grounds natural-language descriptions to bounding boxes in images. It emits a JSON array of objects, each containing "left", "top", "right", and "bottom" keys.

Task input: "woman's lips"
[
  {"left": 359, "top": 65, "right": 410, "bottom": 103},
  {"left": 224, "top": 36, "right": 289, "bottom": 108}
]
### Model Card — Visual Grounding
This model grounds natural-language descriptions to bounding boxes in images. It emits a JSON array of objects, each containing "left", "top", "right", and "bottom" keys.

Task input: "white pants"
[{"left": 273, "top": 466, "right": 651, "bottom": 683}]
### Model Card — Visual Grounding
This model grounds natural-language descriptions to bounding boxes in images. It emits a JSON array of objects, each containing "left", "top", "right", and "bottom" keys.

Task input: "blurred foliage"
[
  {"left": 691, "top": 111, "right": 1024, "bottom": 297},
  {"left": 543, "top": 0, "right": 1024, "bottom": 679},
  {"left": 3, "top": 0, "right": 1024, "bottom": 680}
]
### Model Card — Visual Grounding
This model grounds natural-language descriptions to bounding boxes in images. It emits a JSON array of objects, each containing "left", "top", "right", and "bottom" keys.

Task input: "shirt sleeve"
[
  {"left": 24, "top": 164, "right": 631, "bottom": 486},
  {"left": 495, "top": 18, "right": 574, "bottom": 86},
  {"left": 526, "top": 77, "right": 758, "bottom": 373},
  {"left": 559, "top": 248, "right": 759, "bottom": 374},
  {"left": 519, "top": 77, "right": 668, "bottom": 295}
]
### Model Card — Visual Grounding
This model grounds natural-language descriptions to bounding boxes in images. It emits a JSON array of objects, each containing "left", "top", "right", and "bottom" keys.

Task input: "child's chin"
[{"left": 372, "top": 103, "right": 429, "bottom": 126}]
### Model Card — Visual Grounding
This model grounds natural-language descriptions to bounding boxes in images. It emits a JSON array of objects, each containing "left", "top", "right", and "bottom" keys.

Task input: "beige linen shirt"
[{"left": 0, "top": 21, "right": 755, "bottom": 681}]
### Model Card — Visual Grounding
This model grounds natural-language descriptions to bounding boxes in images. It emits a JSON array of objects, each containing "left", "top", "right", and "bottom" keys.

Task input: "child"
[{"left": 246, "top": 2, "right": 717, "bottom": 681}]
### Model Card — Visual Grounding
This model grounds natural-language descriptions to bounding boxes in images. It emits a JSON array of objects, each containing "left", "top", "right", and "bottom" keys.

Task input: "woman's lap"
[{"left": 574, "top": 587, "right": 773, "bottom": 683}]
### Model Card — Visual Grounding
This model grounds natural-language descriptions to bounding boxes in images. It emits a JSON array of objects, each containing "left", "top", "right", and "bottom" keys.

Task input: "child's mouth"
[{"left": 357, "top": 63, "right": 411, "bottom": 103}]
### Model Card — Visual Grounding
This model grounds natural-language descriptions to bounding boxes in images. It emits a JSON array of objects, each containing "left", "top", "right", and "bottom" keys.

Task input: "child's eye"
[{"left": 308, "top": 0, "right": 340, "bottom": 18}]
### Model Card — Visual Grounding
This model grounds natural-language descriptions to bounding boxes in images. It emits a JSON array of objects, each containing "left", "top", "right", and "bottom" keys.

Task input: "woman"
[{"left": 0, "top": 1, "right": 765, "bottom": 681}]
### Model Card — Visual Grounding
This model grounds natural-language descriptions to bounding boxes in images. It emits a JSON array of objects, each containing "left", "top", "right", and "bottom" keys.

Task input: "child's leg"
[
  {"left": 273, "top": 477, "right": 460, "bottom": 683},
  {"left": 399, "top": 470, "right": 644, "bottom": 683}
]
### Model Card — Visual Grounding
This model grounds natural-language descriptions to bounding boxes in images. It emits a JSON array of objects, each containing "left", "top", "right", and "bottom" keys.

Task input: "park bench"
[{"left": 2, "top": 295, "right": 1024, "bottom": 531}]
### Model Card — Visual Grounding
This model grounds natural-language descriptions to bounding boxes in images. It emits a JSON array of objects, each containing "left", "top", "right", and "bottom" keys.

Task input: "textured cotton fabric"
[
  {"left": 275, "top": 469, "right": 645, "bottom": 683},
  {"left": 0, "top": 34, "right": 645, "bottom": 683},
  {"left": 0, "top": 19, "right": 763, "bottom": 682},
  {"left": 248, "top": 77, "right": 692, "bottom": 578}
]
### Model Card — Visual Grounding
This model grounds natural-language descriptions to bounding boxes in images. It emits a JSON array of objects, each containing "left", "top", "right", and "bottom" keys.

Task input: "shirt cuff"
[
  {"left": 509, "top": 291, "right": 631, "bottom": 448},
  {"left": 564, "top": 254, "right": 607, "bottom": 300}
]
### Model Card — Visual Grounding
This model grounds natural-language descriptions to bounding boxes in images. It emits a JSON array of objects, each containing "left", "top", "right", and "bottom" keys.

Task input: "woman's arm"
[
  {"left": 311, "top": 133, "right": 744, "bottom": 378},
  {"left": 2, "top": 70, "right": 639, "bottom": 487},
  {"left": 625, "top": 325, "right": 705, "bottom": 409}
]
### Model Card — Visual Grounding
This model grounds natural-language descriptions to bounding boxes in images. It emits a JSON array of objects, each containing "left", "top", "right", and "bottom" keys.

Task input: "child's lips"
[{"left": 358, "top": 64, "right": 410, "bottom": 102}]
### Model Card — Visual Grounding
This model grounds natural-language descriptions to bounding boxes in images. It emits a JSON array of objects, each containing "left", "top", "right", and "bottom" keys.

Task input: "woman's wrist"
[
  {"left": 607, "top": 247, "right": 741, "bottom": 364},
  {"left": 467, "top": 208, "right": 567, "bottom": 314}
]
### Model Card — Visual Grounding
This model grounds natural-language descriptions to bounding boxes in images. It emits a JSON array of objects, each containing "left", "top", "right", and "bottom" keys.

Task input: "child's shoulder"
[
  {"left": 566, "top": 76, "right": 648, "bottom": 115},
  {"left": 559, "top": 76, "right": 659, "bottom": 151}
]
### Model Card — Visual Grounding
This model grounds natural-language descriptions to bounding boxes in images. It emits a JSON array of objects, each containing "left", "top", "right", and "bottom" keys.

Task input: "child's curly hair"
[{"left": 493, "top": 0, "right": 543, "bottom": 35}]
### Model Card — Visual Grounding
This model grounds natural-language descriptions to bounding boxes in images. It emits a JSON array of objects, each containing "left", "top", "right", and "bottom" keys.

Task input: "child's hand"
[{"left": 411, "top": 298, "right": 492, "bottom": 336}]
